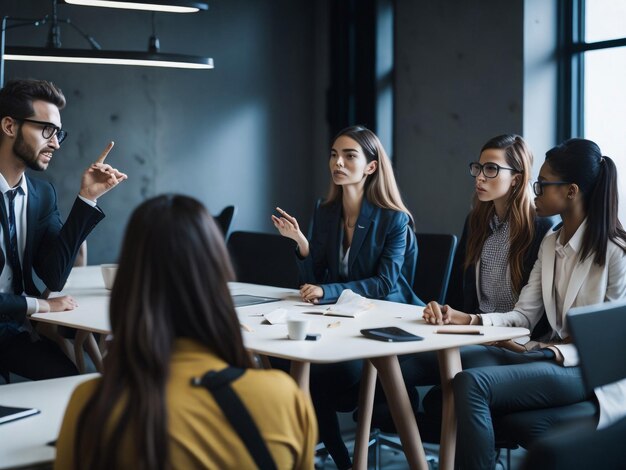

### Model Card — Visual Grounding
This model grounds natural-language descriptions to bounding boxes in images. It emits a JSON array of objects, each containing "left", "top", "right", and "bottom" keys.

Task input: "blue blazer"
[
  {"left": 297, "top": 198, "right": 423, "bottom": 305},
  {"left": 0, "top": 176, "right": 104, "bottom": 325}
]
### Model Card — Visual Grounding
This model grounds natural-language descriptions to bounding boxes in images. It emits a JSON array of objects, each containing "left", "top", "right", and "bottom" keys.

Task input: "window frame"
[{"left": 558, "top": 0, "right": 626, "bottom": 141}]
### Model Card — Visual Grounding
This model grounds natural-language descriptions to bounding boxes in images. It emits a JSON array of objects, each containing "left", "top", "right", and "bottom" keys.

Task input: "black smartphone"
[{"left": 360, "top": 327, "right": 424, "bottom": 342}]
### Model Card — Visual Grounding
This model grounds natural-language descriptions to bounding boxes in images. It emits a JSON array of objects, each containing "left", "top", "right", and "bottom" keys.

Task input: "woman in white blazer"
[{"left": 423, "top": 138, "right": 626, "bottom": 469}]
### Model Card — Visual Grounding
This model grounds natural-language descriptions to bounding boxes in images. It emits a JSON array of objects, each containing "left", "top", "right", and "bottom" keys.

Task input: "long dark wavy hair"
[
  {"left": 465, "top": 134, "right": 536, "bottom": 294},
  {"left": 545, "top": 138, "right": 626, "bottom": 265},
  {"left": 73, "top": 195, "right": 253, "bottom": 470}
]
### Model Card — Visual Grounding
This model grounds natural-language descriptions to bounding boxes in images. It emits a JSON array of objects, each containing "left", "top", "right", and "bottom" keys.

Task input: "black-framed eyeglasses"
[
  {"left": 533, "top": 180, "right": 572, "bottom": 196},
  {"left": 469, "top": 161, "right": 519, "bottom": 179},
  {"left": 14, "top": 117, "right": 68, "bottom": 144}
]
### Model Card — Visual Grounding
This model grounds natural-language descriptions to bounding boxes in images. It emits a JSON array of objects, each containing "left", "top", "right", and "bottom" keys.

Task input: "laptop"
[
  {"left": 232, "top": 294, "right": 280, "bottom": 308},
  {"left": 567, "top": 299, "right": 626, "bottom": 393}
]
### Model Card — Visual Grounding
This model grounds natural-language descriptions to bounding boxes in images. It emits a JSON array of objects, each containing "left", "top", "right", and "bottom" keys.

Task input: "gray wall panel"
[{"left": 3, "top": 0, "right": 317, "bottom": 264}]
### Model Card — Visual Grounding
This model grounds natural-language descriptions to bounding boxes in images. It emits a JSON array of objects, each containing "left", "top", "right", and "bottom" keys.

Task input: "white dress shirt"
[
  {"left": 596, "top": 378, "right": 626, "bottom": 429},
  {"left": 0, "top": 172, "right": 97, "bottom": 314},
  {"left": 553, "top": 220, "right": 586, "bottom": 333},
  {"left": 0, "top": 173, "right": 37, "bottom": 314}
]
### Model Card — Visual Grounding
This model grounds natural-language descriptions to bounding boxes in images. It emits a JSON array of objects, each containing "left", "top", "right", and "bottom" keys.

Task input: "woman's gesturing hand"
[{"left": 271, "top": 207, "right": 310, "bottom": 257}]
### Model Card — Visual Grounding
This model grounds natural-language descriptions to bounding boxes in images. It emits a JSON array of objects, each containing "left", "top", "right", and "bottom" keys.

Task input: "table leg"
[
  {"left": 352, "top": 360, "right": 377, "bottom": 470},
  {"left": 370, "top": 355, "right": 428, "bottom": 470},
  {"left": 73, "top": 331, "right": 87, "bottom": 374},
  {"left": 84, "top": 332, "right": 104, "bottom": 372},
  {"left": 437, "top": 347, "right": 463, "bottom": 470},
  {"left": 259, "top": 354, "right": 272, "bottom": 369},
  {"left": 289, "top": 361, "right": 311, "bottom": 392},
  {"left": 73, "top": 331, "right": 104, "bottom": 373}
]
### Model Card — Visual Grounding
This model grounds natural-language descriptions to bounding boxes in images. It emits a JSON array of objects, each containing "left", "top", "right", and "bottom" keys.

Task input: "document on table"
[{"left": 300, "top": 289, "right": 374, "bottom": 318}]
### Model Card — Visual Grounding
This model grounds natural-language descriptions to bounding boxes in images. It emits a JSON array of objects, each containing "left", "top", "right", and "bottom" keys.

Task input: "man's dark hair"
[{"left": 0, "top": 79, "right": 66, "bottom": 120}]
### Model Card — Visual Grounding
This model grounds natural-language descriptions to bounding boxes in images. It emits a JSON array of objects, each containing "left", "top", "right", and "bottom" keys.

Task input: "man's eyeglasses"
[
  {"left": 469, "top": 161, "right": 519, "bottom": 179},
  {"left": 14, "top": 117, "right": 68, "bottom": 144},
  {"left": 533, "top": 180, "right": 572, "bottom": 196}
]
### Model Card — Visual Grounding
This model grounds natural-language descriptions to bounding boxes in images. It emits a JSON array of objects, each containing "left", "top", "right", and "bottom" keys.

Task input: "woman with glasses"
[
  {"left": 271, "top": 125, "right": 419, "bottom": 470},
  {"left": 423, "top": 138, "right": 626, "bottom": 469},
  {"left": 55, "top": 195, "right": 317, "bottom": 470},
  {"left": 449, "top": 134, "right": 554, "bottom": 316},
  {"left": 393, "top": 134, "right": 553, "bottom": 433}
]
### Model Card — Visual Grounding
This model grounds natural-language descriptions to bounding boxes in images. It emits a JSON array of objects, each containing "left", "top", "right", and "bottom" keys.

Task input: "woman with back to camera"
[
  {"left": 272, "top": 125, "right": 420, "bottom": 469},
  {"left": 55, "top": 195, "right": 317, "bottom": 470},
  {"left": 423, "top": 138, "right": 626, "bottom": 469}
]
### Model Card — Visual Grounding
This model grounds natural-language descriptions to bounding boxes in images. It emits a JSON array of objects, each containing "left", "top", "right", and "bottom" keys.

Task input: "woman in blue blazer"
[
  {"left": 273, "top": 128, "right": 420, "bottom": 307},
  {"left": 272, "top": 125, "right": 420, "bottom": 469}
]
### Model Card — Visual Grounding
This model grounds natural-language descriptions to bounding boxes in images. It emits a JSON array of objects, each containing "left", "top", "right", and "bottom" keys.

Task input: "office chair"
[
  {"left": 227, "top": 231, "right": 300, "bottom": 289},
  {"left": 412, "top": 233, "right": 458, "bottom": 304},
  {"left": 307, "top": 198, "right": 324, "bottom": 241},
  {"left": 214, "top": 205, "right": 237, "bottom": 240}
]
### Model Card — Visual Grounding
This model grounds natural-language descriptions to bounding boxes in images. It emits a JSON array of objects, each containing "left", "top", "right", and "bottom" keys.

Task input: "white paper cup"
[
  {"left": 287, "top": 319, "right": 310, "bottom": 340},
  {"left": 101, "top": 264, "right": 118, "bottom": 290}
]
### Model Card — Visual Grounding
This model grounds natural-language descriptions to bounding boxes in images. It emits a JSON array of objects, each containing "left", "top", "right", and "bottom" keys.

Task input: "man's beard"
[{"left": 14, "top": 128, "right": 46, "bottom": 172}]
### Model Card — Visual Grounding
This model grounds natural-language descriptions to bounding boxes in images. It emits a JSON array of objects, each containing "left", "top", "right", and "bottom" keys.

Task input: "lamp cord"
[{"left": 149, "top": 12, "right": 160, "bottom": 53}]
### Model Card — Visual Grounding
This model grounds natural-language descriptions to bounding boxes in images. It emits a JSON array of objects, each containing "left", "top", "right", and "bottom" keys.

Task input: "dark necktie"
[{"left": 6, "top": 188, "right": 24, "bottom": 295}]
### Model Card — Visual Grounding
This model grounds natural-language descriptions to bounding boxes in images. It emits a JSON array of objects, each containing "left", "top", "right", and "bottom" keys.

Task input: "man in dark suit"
[{"left": 0, "top": 79, "right": 127, "bottom": 380}]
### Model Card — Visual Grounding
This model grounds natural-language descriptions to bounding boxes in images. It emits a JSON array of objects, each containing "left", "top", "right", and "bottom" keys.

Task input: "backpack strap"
[{"left": 192, "top": 367, "right": 278, "bottom": 470}]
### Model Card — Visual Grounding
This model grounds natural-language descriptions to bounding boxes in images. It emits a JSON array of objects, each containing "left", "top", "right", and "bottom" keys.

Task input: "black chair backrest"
[
  {"left": 227, "top": 231, "right": 300, "bottom": 289},
  {"left": 568, "top": 299, "right": 626, "bottom": 393},
  {"left": 307, "top": 198, "right": 324, "bottom": 241},
  {"left": 413, "top": 233, "right": 458, "bottom": 305},
  {"left": 214, "top": 206, "right": 237, "bottom": 240}
]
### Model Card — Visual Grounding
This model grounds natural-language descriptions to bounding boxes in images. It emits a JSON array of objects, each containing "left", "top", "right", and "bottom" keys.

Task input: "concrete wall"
[
  {"left": 394, "top": 0, "right": 526, "bottom": 236},
  {"left": 2, "top": 0, "right": 558, "bottom": 263},
  {"left": 3, "top": 0, "right": 319, "bottom": 264}
]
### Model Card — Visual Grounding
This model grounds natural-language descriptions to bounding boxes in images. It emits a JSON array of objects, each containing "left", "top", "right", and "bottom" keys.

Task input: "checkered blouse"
[{"left": 477, "top": 215, "right": 517, "bottom": 313}]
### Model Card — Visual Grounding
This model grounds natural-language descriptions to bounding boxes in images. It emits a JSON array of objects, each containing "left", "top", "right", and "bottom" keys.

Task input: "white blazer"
[{"left": 481, "top": 228, "right": 626, "bottom": 366}]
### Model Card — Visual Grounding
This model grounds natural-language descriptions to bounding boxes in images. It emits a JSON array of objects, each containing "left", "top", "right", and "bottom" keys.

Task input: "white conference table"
[
  {"left": 0, "top": 374, "right": 99, "bottom": 470},
  {"left": 31, "top": 266, "right": 529, "bottom": 470}
]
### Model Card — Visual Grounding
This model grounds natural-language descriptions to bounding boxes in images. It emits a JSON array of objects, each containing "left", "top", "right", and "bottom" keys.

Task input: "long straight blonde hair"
[
  {"left": 325, "top": 125, "right": 413, "bottom": 223},
  {"left": 465, "top": 134, "right": 535, "bottom": 294}
]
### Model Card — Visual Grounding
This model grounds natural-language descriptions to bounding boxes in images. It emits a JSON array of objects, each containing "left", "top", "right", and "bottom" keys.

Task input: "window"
[{"left": 562, "top": 0, "right": 626, "bottom": 219}]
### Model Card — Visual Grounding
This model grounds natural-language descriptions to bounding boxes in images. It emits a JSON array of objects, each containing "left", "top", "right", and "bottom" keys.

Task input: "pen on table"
[{"left": 434, "top": 329, "right": 484, "bottom": 335}]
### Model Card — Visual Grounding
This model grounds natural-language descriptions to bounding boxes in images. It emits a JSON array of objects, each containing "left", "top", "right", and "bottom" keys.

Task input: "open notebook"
[{"left": 302, "top": 289, "right": 373, "bottom": 318}]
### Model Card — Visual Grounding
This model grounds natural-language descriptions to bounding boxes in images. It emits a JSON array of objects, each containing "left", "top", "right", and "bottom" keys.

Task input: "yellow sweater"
[{"left": 54, "top": 338, "right": 317, "bottom": 469}]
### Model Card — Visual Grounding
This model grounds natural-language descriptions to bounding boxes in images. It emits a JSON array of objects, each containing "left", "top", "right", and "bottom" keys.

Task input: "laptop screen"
[{"left": 567, "top": 300, "right": 626, "bottom": 392}]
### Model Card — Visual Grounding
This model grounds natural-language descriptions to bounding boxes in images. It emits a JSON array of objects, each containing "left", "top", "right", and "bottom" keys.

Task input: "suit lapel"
[
  {"left": 0, "top": 192, "right": 7, "bottom": 271},
  {"left": 348, "top": 199, "right": 374, "bottom": 271},
  {"left": 541, "top": 231, "right": 558, "bottom": 322},
  {"left": 24, "top": 177, "right": 38, "bottom": 275},
  {"left": 562, "top": 255, "right": 595, "bottom": 315}
]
